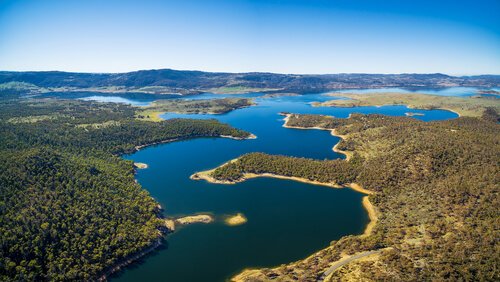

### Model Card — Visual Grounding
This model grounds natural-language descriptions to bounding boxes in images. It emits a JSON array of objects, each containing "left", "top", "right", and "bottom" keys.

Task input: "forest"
[
  {"left": 211, "top": 152, "right": 359, "bottom": 185},
  {"left": 136, "top": 97, "right": 254, "bottom": 121},
  {"left": 0, "top": 98, "right": 250, "bottom": 281},
  {"left": 209, "top": 111, "right": 500, "bottom": 281}
]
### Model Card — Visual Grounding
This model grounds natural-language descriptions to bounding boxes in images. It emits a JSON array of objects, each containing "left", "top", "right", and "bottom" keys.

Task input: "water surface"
[{"left": 113, "top": 94, "right": 457, "bottom": 281}]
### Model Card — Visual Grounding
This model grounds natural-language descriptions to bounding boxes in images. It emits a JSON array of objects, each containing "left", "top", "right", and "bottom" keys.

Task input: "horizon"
[
  {"left": 1, "top": 0, "right": 499, "bottom": 75},
  {"left": 1, "top": 67, "right": 499, "bottom": 77}
]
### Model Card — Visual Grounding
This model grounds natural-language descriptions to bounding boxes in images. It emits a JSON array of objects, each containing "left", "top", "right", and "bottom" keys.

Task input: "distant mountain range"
[{"left": 1, "top": 69, "right": 499, "bottom": 96}]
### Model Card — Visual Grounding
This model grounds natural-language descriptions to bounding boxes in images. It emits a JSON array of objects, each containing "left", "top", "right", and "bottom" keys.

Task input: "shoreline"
[
  {"left": 281, "top": 113, "right": 353, "bottom": 161},
  {"left": 361, "top": 196, "right": 377, "bottom": 237},
  {"left": 138, "top": 101, "right": 256, "bottom": 122},
  {"left": 100, "top": 131, "right": 256, "bottom": 281},
  {"left": 311, "top": 100, "right": 463, "bottom": 118},
  {"left": 193, "top": 114, "right": 379, "bottom": 282},
  {"left": 98, "top": 239, "right": 162, "bottom": 282},
  {"left": 133, "top": 133, "right": 256, "bottom": 152},
  {"left": 191, "top": 169, "right": 375, "bottom": 195},
  {"left": 232, "top": 195, "right": 378, "bottom": 282}
]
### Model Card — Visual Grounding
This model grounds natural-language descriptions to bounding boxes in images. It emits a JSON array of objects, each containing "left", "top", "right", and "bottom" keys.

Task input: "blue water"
[
  {"left": 328, "top": 86, "right": 488, "bottom": 96},
  {"left": 41, "top": 91, "right": 180, "bottom": 106},
  {"left": 79, "top": 95, "right": 153, "bottom": 106},
  {"left": 109, "top": 93, "right": 457, "bottom": 282}
]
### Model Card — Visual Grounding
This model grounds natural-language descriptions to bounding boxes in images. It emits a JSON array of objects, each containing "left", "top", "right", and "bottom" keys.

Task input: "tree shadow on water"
[{"left": 107, "top": 237, "right": 170, "bottom": 280}]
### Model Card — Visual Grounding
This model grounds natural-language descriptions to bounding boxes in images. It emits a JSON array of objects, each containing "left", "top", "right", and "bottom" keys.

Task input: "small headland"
[
  {"left": 133, "top": 162, "right": 148, "bottom": 169},
  {"left": 164, "top": 214, "right": 215, "bottom": 232}
]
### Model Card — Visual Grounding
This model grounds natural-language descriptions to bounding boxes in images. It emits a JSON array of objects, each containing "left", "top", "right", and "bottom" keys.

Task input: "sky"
[{"left": 0, "top": 0, "right": 499, "bottom": 75}]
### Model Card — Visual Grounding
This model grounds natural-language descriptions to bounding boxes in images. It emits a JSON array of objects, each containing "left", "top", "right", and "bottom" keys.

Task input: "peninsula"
[
  {"left": 193, "top": 109, "right": 499, "bottom": 281},
  {"left": 136, "top": 97, "right": 255, "bottom": 121},
  {"left": 313, "top": 92, "right": 500, "bottom": 118}
]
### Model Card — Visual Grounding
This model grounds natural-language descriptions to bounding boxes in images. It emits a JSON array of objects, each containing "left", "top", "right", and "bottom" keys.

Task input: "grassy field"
[{"left": 314, "top": 92, "right": 500, "bottom": 117}]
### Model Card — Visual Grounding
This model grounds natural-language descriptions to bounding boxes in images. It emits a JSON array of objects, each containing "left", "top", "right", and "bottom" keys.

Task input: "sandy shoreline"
[
  {"left": 232, "top": 195, "right": 378, "bottom": 282},
  {"left": 361, "top": 196, "right": 377, "bottom": 237},
  {"left": 190, "top": 114, "right": 376, "bottom": 197},
  {"left": 195, "top": 113, "right": 379, "bottom": 282},
  {"left": 193, "top": 169, "right": 377, "bottom": 197}
]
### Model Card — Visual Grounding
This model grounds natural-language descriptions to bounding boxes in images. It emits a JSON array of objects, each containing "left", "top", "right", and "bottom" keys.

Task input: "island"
[
  {"left": 404, "top": 112, "right": 425, "bottom": 117},
  {"left": 225, "top": 213, "right": 248, "bottom": 226},
  {"left": 193, "top": 109, "right": 499, "bottom": 281}
]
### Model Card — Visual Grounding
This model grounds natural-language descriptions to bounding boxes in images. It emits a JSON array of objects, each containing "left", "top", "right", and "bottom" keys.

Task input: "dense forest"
[
  {"left": 0, "top": 98, "right": 250, "bottom": 281},
  {"left": 211, "top": 152, "right": 358, "bottom": 185},
  {"left": 210, "top": 112, "right": 500, "bottom": 281}
]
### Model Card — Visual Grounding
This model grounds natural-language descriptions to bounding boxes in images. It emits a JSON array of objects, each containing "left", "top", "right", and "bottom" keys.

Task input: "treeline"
[
  {"left": 1, "top": 70, "right": 499, "bottom": 93},
  {"left": 0, "top": 98, "right": 250, "bottom": 281},
  {"left": 218, "top": 112, "right": 500, "bottom": 281}
]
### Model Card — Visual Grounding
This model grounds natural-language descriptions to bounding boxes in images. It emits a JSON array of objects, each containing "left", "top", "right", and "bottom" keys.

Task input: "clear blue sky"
[{"left": 0, "top": 0, "right": 499, "bottom": 74}]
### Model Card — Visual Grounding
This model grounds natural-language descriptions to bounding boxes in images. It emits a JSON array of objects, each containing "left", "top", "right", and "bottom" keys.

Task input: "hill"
[{"left": 1, "top": 69, "right": 499, "bottom": 96}]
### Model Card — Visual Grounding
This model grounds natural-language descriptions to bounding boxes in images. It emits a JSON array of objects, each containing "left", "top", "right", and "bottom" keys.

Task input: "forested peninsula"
[
  {"left": 0, "top": 98, "right": 251, "bottom": 281},
  {"left": 196, "top": 110, "right": 500, "bottom": 281},
  {"left": 136, "top": 97, "right": 254, "bottom": 121}
]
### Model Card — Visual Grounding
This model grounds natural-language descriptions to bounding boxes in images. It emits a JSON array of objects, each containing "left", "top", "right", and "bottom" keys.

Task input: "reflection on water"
[{"left": 79, "top": 95, "right": 152, "bottom": 106}]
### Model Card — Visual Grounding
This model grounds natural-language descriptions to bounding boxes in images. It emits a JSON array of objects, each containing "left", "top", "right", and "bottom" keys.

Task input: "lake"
[{"left": 95, "top": 91, "right": 459, "bottom": 282}]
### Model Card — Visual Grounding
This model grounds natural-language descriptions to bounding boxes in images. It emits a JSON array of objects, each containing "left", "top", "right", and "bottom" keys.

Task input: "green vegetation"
[
  {"left": 211, "top": 152, "right": 358, "bottom": 184},
  {"left": 136, "top": 98, "right": 254, "bottom": 121},
  {"left": 2, "top": 70, "right": 499, "bottom": 96},
  {"left": 314, "top": 92, "right": 500, "bottom": 117},
  {"left": 207, "top": 86, "right": 281, "bottom": 94},
  {"left": 0, "top": 98, "right": 250, "bottom": 281},
  {"left": 209, "top": 112, "right": 500, "bottom": 281},
  {"left": 0, "top": 82, "right": 49, "bottom": 96}
]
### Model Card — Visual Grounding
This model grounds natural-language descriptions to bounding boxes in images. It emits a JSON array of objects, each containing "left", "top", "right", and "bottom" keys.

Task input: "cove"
[{"left": 111, "top": 94, "right": 457, "bottom": 281}]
